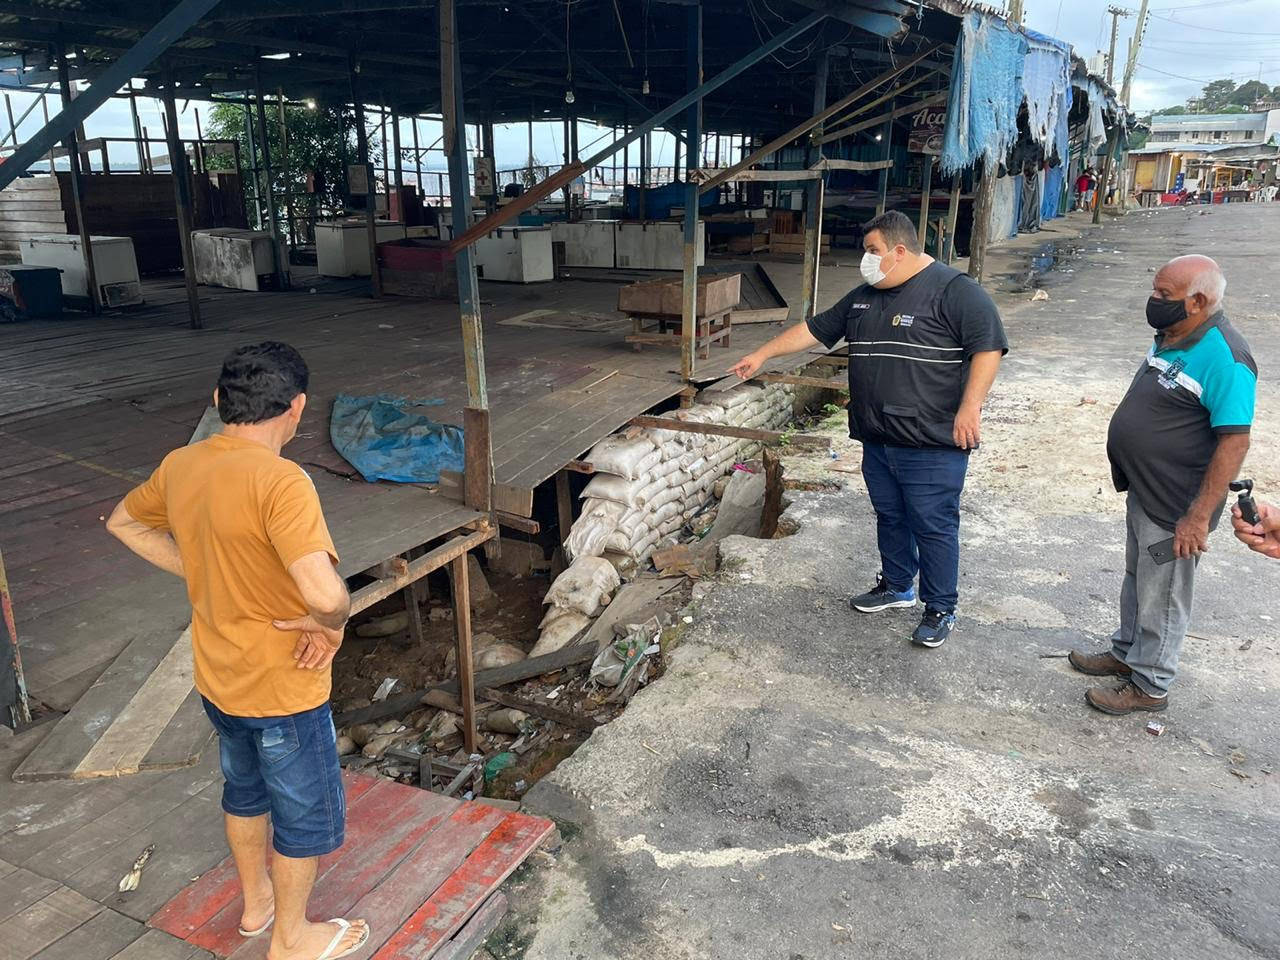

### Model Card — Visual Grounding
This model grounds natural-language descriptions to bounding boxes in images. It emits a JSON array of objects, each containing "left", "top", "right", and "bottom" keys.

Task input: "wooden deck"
[
  {"left": 0, "top": 268, "right": 791, "bottom": 720},
  {"left": 0, "top": 723, "right": 550, "bottom": 960}
]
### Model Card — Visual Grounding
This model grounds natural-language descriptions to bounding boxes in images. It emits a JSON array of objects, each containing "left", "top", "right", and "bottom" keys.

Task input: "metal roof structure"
[{"left": 0, "top": 0, "right": 956, "bottom": 134}]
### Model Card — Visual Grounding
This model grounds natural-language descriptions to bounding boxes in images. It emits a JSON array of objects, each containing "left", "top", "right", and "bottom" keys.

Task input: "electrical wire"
[{"left": 1148, "top": 12, "right": 1280, "bottom": 35}]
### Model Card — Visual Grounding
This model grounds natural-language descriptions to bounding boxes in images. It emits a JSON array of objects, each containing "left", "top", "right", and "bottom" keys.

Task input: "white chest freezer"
[
  {"left": 315, "top": 219, "right": 406, "bottom": 277},
  {"left": 19, "top": 234, "right": 143, "bottom": 307},
  {"left": 192, "top": 228, "right": 287, "bottom": 291}
]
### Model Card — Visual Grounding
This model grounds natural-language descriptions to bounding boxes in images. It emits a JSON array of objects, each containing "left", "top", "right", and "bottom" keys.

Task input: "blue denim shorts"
[{"left": 201, "top": 697, "right": 346, "bottom": 859}]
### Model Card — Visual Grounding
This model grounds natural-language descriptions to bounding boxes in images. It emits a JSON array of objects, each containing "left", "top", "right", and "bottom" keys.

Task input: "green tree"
[
  {"left": 1199, "top": 79, "right": 1237, "bottom": 111},
  {"left": 204, "top": 102, "right": 381, "bottom": 238},
  {"left": 1229, "top": 80, "right": 1271, "bottom": 106}
]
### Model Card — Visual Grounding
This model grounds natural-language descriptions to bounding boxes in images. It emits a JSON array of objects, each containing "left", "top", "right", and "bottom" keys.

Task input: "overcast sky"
[{"left": 3, "top": 0, "right": 1277, "bottom": 174}]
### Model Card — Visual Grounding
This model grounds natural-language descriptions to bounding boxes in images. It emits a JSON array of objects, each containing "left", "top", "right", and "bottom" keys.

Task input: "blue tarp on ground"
[
  {"left": 941, "top": 12, "right": 1028, "bottom": 176},
  {"left": 330, "top": 394, "right": 465, "bottom": 484}
]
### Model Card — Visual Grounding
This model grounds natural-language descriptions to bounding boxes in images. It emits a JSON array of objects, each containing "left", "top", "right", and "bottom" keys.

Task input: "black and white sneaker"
[
  {"left": 848, "top": 575, "right": 918, "bottom": 613},
  {"left": 911, "top": 608, "right": 956, "bottom": 648}
]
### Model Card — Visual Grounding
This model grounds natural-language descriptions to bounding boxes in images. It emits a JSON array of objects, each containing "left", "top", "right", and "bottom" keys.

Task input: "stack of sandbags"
[
  {"left": 531, "top": 556, "right": 621, "bottom": 655},
  {"left": 563, "top": 382, "right": 796, "bottom": 570}
]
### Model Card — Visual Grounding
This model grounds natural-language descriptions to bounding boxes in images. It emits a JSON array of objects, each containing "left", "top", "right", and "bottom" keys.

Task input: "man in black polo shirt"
[
  {"left": 1071, "top": 255, "right": 1254, "bottom": 715},
  {"left": 730, "top": 210, "right": 1007, "bottom": 648}
]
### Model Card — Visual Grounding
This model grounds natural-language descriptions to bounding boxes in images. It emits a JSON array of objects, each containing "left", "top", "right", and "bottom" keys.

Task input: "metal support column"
[
  {"left": 278, "top": 91, "right": 296, "bottom": 248},
  {"left": 161, "top": 68, "right": 201, "bottom": 329},
  {"left": 802, "top": 48, "right": 828, "bottom": 325},
  {"left": 56, "top": 44, "right": 97, "bottom": 314},
  {"left": 253, "top": 58, "right": 287, "bottom": 290},
  {"left": 128, "top": 85, "right": 146, "bottom": 173},
  {"left": 480, "top": 119, "right": 495, "bottom": 213},
  {"left": 349, "top": 56, "right": 382, "bottom": 297},
  {"left": 392, "top": 107, "right": 404, "bottom": 223},
  {"left": 441, "top": 0, "right": 492, "bottom": 511},
  {"left": 679, "top": 1, "right": 703, "bottom": 381}
]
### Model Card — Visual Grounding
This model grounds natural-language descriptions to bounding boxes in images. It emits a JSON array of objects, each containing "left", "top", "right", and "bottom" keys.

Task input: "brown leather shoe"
[
  {"left": 1086, "top": 681, "right": 1169, "bottom": 715},
  {"left": 1068, "top": 649, "right": 1132, "bottom": 678}
]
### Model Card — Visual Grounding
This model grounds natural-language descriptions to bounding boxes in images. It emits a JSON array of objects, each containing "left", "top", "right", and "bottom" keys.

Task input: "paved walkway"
[{"left": 514, "top": 204, "right": 1280, "bottom": 959}]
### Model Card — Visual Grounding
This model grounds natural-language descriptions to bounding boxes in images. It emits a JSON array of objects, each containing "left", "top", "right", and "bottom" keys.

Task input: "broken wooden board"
[
  {"left": 13, "top": 627, "right": 207, "bottom": 783},
  {"left": 582, "top": 577, "right": 684, "bottom": 650},
  {"left": 149, "top": 772, "right": 552, "bottom": 960}
]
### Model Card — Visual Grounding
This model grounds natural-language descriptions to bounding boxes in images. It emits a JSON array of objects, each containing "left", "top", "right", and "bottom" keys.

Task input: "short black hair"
[
  {"left": 216, "top": 341, "right": 309, "bottom": 425},
  {"left": 862, "top": 210, "right": 921, "bottom": 255}
]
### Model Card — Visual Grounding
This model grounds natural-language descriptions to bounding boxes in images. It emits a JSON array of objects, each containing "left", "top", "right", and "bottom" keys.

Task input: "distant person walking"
[
  {"left": 729, "top": 210, "right": 1007, "bottom": 649},
  {"left": 107, "top": 342, "right": 369, "bottom": 960},
  {"left": 1070, "top": 257, "right": 1255, "bottom": 716},
  {"left": 1075, "top": 168, "right": 1096, "bottom": 210}
]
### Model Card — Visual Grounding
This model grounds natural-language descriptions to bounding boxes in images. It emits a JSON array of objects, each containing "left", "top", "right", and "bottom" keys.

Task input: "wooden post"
[
  {"left": 278, "top": 91, "right": 296, "bottom": 248},
  {"left": 917, "top": 155, "right": 934, "bottom": 251},
  {"left": 968, "top": 160, "right": 995, "bottom": 281},
  {"left": 349, "top": 56, "right": 383, "bottom": 297},
  {"left": 943, "top": 172, "right": 961, "bottom": 263},
  {"left": 161, "top": 69, "right": 202, "bottom": 330},
  {"left": 380, "top": 104, "right": 390, "bottom": 212},
  {"left": 56, "top": 45, "right": 98, "bottom": 314},
  {"left": 555, "top": 469, "right": 574, "bottom": 543},
  {"left": 450, "top": 552, "right": 477, "bottom": 754},
  {"left": 801, "top": 177, "right": 825, "bottom": 324}
]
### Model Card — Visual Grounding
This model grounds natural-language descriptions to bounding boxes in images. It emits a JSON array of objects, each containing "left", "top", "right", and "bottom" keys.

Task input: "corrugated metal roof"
[{"left": 1150, "top": 113, "right": 1269, "bottom": 130}]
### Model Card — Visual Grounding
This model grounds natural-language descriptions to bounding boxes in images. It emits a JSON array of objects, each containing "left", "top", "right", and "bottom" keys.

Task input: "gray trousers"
[{"left": 1110, "top": 492, "right": 1198, "bottom": 696}]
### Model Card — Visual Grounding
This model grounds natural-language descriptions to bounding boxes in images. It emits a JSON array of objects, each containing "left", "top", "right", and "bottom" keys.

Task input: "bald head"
[{"left": 1154, "top": 254, "right": 1226, "bottom": 313}]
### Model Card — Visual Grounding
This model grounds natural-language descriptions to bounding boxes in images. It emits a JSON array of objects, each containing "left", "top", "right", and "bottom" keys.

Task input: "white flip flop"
[
  {"left": 315, "top": 918, "right": 371, "bottom": 960},
  {"left": 237, "top": 912, "right": 274, "bottom": 938}
]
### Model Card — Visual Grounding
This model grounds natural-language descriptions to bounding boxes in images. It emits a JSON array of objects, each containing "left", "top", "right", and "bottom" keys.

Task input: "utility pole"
[
  {"left": 1007, "top": 0, "right": 1023, "bottom": 21},
  {"left": 1105, "top": 6, "right": 1132, "bottom": 87},
  {"left": 1095, "top": 0, "right": 1149, "bottom": 224}
]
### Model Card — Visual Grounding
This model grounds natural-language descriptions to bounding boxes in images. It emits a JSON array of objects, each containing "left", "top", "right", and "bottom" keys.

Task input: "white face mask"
[{"left": 860, "top": 251, "right": 887, "bottom": 286}]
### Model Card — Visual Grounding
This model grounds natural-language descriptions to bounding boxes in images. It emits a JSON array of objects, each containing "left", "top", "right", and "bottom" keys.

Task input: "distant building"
[
  {"left": 1145, "top": 110, "right": 1280, "bottom": 147},
  {"left": 1128, "top": 110, "right": 1280, "bottom": 195}
]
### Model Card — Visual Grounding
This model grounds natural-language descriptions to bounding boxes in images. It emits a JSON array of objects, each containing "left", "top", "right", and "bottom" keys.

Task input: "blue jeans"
[
  {"left": 201, "top": 697, "right": 346, "bottom": 859},
  {"left": 860, "top": 442, "right": 969, "bottom": 612}
]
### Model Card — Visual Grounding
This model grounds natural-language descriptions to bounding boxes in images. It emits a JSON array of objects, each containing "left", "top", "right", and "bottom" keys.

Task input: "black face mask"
[{"left": 1146, "top": 295, "right": 1187, "bottom": 331}]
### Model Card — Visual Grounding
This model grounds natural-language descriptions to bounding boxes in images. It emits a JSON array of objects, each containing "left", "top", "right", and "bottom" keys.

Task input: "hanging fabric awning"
[
  {"left": 1020, "top": 28, "right": 1073, "bottom": 164},
  {"left": 940, "top": 12, "right": 1028, "bottom": 175}
]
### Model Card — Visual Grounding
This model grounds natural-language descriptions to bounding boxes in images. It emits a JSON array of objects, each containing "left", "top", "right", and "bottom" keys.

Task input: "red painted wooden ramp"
[{"left": 149, "top": 772, "right": 553, "bottom": 960}]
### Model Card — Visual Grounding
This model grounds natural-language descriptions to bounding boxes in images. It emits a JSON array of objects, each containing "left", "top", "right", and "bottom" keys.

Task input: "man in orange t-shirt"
[{"left": 108, "top": 342, "right": 368, "bottom": 960}]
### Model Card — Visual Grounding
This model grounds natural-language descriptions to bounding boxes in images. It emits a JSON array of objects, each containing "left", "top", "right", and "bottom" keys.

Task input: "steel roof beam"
[{"left": 0, "top": 0, "right": 222, "bottom": 191}]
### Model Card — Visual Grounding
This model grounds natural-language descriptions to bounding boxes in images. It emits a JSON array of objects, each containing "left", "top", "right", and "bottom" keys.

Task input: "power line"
[
  {"left": 1148, "top": 12, "right": 1280, "bottom": 35},
  {"left": 1136, "top": 61, "right": 1280, "bottom": 83}
]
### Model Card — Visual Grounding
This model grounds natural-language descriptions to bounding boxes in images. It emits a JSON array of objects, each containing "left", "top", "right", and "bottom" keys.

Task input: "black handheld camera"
[{"left": 1230, "top": 478, "right": 1261, "bottom": 526}]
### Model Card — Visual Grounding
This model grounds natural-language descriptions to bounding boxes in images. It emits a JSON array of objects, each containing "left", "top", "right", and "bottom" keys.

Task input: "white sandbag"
[
  {"left": 650, "top": 457, "right": 683, "bottom": 481},
  {"left": 602, "top": 550, "right": 639, "bottom": 578},
  {"left": 475, "top": 643, "right": 526, "bottom": 671},
  {"left": 586, "top": 434, "right": 657, "bottom": 480},
  {"left": 565, "top": 498, "right": 628, "bottom": 558},
  {"left": 637, "top": 475, "right": 670, "bottom": 504},
  {"left": 653, "top": 501, "right": 682, "bottom": 526},
  {"left": 545, "top": 556, "right": 621, "bottom": 617},
  {"left": 661, "top": 438, "right": 687, "bottom": 457},
  {"left": 541, "top": 603, "right": 584, "bottom": 629},
  {"left": 681, "top": 478, "right": 700, "bottom": 498},
  {"left": 649, "top": 485, "right": 682, "bottom": 511},
  {"left": 529, "top": 611, "right": 592, "bottom": 657},
  {"left": 718, "top": 385, "right": 763, "bottom": 409},
  {"left": 582, "top": 473, "right": 651, "bottom": 509}
]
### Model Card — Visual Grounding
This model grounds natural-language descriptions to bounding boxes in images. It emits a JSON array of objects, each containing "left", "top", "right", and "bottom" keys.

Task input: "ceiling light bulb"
[
  {"left": 305, "top": 99, "right": 317, "bottom": 110},
  {"left": 565, "top": 88, "right": 576, "bottom": 105},
  {"left": 875, "top": 133, "right": 883, "bottom": 141}
]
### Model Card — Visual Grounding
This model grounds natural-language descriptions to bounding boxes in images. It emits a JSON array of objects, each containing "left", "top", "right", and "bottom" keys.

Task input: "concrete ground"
[{"left": 507, "top": 204, "right": 1280, "bottom": 960}]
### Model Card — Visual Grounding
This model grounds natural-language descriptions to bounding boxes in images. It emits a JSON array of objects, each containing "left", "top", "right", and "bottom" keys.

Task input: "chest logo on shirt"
[
  {"left": 1157, "top": 357, "right": 1186, "bottom": 391},
  {"left": 850, "top": 302, "right": 871, "bottom": 310},
  {"left": 891, "top": 314, "right": 915, "bottom": 328}
]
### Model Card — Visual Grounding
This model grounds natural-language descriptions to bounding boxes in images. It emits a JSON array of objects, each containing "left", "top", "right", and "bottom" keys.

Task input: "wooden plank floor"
[
  {"left": 149, "top": 772, "right": 553, "bottom": 960},
  {"left": 0, "top": 270, "right": 787, "bottom": 717}
]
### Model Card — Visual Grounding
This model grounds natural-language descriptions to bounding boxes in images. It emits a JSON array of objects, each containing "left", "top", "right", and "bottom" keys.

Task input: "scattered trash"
[
  {"left": 118, "top": 844, "right": 155, "bottom": 893},
  {"left": 484, "top": 751, "right": 517, "bottom": 783},
  {"left": 372, "top": 677, "right": 401, "bottom": 702},
  {"left": 1230, "top": 768, "right": 1252, "bottom": 781},
  {"left": 1078, "top": 397, "right": 1098, "bottom": 406},
  {"left": 484, "top": 708, "right": 531, "bottom": 735},
  {"left": 1030, "top": 289, "right": 1049, "bottom": 302},
  {"left": 1145, "top": 720, "right": 1165, "bottom": 737},
  {"left": 336, "top": 734, "right": 357, "bottom": 756}
]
